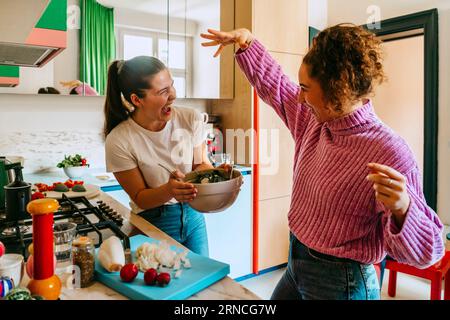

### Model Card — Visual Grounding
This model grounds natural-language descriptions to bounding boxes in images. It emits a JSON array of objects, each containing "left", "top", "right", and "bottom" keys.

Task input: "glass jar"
[{"left": 72, "top": 236, "right": 95, "bottom": 288}]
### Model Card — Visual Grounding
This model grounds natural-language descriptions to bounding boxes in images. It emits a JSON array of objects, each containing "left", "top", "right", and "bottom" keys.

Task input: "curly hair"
[{"left": 303, "top": 24, "right": 386, "bottom": 113}]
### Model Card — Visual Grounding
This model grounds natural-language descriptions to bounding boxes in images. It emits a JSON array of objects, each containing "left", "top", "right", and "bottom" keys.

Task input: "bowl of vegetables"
[
  {"left": 184, "top": 168, "right": 243, "bottom": 213},
  {"left": 57, "top": 154, "right": 89, "bottom": 179}
]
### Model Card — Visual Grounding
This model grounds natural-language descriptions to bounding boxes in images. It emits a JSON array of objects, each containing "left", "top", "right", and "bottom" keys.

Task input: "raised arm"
[{"left": 201, "top": 28, "right": 311, "bottom": 140}]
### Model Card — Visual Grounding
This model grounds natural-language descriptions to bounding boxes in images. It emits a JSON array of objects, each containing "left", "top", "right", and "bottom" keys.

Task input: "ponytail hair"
[{"left": 103, "top": 56, "right": 167, "bottom": 137}]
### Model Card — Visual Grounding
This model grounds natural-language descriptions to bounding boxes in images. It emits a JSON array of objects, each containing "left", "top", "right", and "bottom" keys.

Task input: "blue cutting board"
[{"left": 94, "top": 235, "right": 230, "bottom": 300}]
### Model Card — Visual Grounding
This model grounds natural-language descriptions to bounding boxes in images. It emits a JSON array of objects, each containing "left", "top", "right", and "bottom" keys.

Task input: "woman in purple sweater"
[{"left": 201, "top": 25, "right": 445, "bottom": 300}]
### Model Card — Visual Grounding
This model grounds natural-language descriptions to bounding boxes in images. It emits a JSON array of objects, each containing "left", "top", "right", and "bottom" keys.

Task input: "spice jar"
[{"left": 72, "top": 236, "right": 95, "bottom": 288}]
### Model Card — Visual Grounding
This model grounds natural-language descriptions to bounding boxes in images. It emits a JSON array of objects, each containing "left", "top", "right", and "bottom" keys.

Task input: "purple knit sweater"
[{"left": 236, "top": 39, "right": 444, "bottom": 268}]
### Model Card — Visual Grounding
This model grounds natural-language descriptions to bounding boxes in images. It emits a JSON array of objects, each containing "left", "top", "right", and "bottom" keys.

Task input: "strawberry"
[
  {"left": 120, "top": 264, "right": 138, "bottom": 283},
  {"left": 144, "top": 268, "right": 158, "bottom": 286}
]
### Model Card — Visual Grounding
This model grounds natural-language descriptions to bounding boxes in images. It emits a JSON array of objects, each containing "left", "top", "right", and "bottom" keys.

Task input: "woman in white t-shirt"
[{"left": 104, "top": 56, "right": 219, "bottom": 256}]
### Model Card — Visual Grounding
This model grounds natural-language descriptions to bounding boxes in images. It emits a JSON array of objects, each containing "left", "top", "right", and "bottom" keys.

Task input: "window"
[{"left": 117, "top": 27, "right": 192, "bottom": 98}]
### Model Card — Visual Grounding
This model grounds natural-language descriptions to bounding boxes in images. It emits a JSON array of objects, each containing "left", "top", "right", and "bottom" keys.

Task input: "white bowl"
[
  {"left": 63, "top": 166, "right": 88, "bottom": 179},
  {"left": 184, "top": 168, "right": 243, "bottom": 213},
  {"left": 0, "top": 253, "right": 24, "bottom": 287}
]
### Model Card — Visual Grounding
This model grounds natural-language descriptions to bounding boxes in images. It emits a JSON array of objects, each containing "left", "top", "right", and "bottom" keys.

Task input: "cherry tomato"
[
  {"left": 120, "top": 264, "right": 138, "bottom": 283},
  {"left": 64, "top": 179, "right": 75, "bottom": 189},
  {"left": 144, "top": 268, "right": 158, "bottom": 286},
  {"left": 156, "top": 272, "right": 171, "bottom": 286}
]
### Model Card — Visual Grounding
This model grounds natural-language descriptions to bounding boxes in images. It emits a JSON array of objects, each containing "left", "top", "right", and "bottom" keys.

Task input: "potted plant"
[{"left": 57, "top": 154, "right": 89, "bottom": 179}]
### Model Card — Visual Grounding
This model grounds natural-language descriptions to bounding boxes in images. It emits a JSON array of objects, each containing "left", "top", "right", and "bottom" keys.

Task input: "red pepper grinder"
[{"left": 26, "top": 198, "right": 62, "bottom": 300}]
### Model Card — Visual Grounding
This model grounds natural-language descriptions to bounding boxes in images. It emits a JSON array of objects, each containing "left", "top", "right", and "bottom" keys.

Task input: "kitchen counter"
[
  {"left": 24, "top": 166, "right": 252, "bottom": 190},
  {"left": 24, "top": 168, "right": 119, "bottom": 189},
  {"left": 21, "top": 191, "right": 260, "bottom": 300}
]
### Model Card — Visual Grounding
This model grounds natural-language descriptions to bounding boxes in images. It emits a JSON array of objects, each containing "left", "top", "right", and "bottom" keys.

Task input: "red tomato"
[
  {"left": 31, "top": 192, "right": 46, "bottom": 200},
  {"left": 120, "top": 264, "right": 138, "bottom": 283},
  {"left": 35, "top": 183, "right": 48, "bottom": 192},
  {"left": 64, "top": 179, "right": 75, "bottom": 189},
  {"left": 144, "top": 268, "right": 158, "bottom": 286},
  {"left": 74, "top": 180, "right": 84, "bottom": 185},
  {"left": 0, "top": 241, "right": 5, "bottom": 258},
  {"left": 156, "top": 272, "right": 171, "bottom": 286},
  {"left": 81, "top": 159, "right": 87, "bottom": 166}
]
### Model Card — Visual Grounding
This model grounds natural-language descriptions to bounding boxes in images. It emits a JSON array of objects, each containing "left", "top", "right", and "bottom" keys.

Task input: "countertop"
[
  {"left": 20, "top": 191, "right": 260, "bottom": 300},
  {"left": 24, "top": 166, "right": 252, "bottom": 190},
  {"left": 24, "top": 168, "right": 120, "bottom": 189}
]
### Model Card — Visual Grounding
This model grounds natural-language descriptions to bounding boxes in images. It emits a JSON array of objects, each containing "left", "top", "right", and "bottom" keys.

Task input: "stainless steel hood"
[{"left": 0, "top": 0, "right": 66, "bottom": 68}]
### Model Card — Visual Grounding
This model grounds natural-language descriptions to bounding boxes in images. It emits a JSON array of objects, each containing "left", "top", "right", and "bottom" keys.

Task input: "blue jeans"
[
  {"left": 138, "top": 203, "right": 209, "bottom": 257},
  {"left": 271, "top": 233, "right": 380, "bottom": 300}
]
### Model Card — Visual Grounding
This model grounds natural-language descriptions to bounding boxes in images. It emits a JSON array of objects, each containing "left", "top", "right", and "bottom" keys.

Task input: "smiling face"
[
  {"left": 298, "top": 63, "right": 339, "bottom": 123},
  {"left": 130, "top": 68, "right": 176, "bottom": 129}
]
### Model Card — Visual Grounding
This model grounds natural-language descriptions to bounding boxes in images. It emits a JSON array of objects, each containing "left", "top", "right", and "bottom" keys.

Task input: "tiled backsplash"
[{"left": 1, "top": 130, "right": 105, "bottom": 174}]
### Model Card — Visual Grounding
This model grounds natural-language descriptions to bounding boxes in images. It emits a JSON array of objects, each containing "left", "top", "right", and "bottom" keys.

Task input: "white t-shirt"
[{"left": 105, "top": 106, "right": 206, "bottom": 212}]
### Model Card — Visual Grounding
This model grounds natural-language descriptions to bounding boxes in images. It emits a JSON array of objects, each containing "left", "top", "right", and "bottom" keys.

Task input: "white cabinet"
[
  {"left": 105, "top": 189, "right": 131, "bottom": 210},
  {"left": 204, "top": 171, "right": 252, "bottom": 279},
  {"left": 104, "top": 170, "right": 253, "bottom": 279}
]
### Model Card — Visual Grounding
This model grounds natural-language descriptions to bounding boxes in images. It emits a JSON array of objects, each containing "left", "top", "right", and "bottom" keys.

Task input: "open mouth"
[{"left": 162, "top": 105, "right": 172, "bottom": 115}]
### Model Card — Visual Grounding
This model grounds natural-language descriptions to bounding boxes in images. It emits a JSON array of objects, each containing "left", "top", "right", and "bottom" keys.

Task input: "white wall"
[
  {"left": 308, "top": 0, "right": 328, "bottom": 30},
  {"left": 327, "top": 0, "right": 450, "bottom": 224}
]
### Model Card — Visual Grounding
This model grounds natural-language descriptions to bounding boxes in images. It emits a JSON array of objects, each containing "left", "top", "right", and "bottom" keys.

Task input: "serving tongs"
[{"left": 158, "top": 163, "right": 183, "bottom": 182}]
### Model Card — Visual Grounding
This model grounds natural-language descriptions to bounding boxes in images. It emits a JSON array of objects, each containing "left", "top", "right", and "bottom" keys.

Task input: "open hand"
[
  {"left": 366, "top": 163, "right": 410, "bottom": 217},
  {"left": 200, "top": 28, "right": 254, "bottom": 57}
]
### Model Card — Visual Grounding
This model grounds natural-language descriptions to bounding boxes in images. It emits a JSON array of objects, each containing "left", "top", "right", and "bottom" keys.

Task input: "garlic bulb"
[{"left": 98, "top": 236, "right": 125, "bottom": 272}]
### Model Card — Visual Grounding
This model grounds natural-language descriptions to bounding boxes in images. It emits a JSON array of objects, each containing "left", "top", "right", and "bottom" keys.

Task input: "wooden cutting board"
[
  {"left": 94, "top": 235, "right": 230, "bottom": 300},
  {"left": 40, "top": 184, "right": 101, "bottom": 199}
]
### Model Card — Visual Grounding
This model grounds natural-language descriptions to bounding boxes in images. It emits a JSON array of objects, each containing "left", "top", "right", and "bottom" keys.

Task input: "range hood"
[{"left": 0, "top": 0, "right": 67, "bottom": 68}]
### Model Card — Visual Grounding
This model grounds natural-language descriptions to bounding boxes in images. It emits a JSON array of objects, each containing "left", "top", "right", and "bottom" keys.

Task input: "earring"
[{"left": 121, "top": 94, "right": 135, "bottom": 113}]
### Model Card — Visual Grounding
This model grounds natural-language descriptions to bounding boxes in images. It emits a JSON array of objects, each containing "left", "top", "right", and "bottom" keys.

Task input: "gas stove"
[{"left": 0, "top": 195, "right": 130, "bottom": 258}]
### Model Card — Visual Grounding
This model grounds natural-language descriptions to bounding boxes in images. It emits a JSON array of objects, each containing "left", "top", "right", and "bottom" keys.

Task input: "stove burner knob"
[{"left": 111, "top": 212, "right": 120, "bottom": 218}]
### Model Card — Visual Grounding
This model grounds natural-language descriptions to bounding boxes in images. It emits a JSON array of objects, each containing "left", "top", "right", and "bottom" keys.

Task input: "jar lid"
[{"left": 72, "top": 236, "right": 93, "bottom": 247}]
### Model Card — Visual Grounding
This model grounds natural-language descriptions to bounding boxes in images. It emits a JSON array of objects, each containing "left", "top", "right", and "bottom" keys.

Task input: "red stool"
[{"left": 385, "top": 251, "right": 450, "bottom": 300}]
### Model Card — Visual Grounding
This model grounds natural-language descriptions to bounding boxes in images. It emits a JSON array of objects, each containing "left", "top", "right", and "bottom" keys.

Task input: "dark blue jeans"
[
  {"left": 138, "top": 203, "right": 209, "bottom": 257},
  {"left": 271, "top": 233, "right": 380, "bottom": 300}
]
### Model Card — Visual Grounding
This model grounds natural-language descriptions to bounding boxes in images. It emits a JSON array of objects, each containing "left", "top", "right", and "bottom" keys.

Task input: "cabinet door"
[
  {"left": 184, "top": 0, "right": 234, "bottom": 99},
  {"left": 115, "top": 1, "right": 168, "bottom": 64},
  {"left": 254, "top": 0, "right": 308, "bottom": 55},
  {"left": 258, "top": 196, "right": 290, "bottom": 271},
  {"left": 168, "top": 0, "right": 187, "bottom": 98},
  {"left": 259, "top": 52, "right": 300, "bottom": 200},
  {"left": 204, "top": 173, "right": 252, "bottom": 279},
  {"left": 106, "top": 189, "right": 131, "bottom": 210}
]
